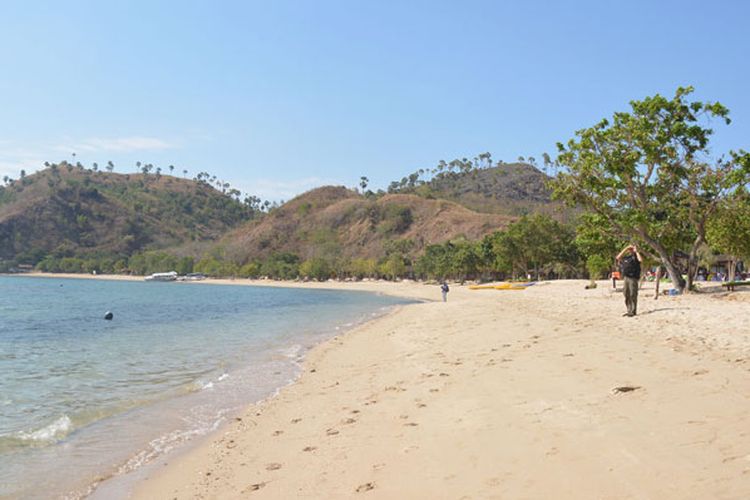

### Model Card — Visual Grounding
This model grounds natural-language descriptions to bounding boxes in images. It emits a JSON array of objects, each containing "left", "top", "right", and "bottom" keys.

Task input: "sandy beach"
[{"left": 52, "top": 276, "right": 737, "bottom": 499}]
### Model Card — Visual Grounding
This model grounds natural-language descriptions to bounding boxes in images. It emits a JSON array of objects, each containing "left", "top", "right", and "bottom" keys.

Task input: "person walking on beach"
[
  {"left": 616, "top": 244, "right": 643, "bottom": 317},
  {"left": 440, "top": 282, "right": 450, "bottom": 302}
]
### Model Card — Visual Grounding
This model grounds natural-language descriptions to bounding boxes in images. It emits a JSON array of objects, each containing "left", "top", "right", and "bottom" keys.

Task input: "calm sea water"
[{"left": 0, "top": 276, "right": 410, "bottom": 499}]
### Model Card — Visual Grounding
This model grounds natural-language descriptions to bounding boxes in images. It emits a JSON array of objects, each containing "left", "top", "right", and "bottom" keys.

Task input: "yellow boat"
[{"left": 469, "top": 282, "right": 533, "bottom": 291}]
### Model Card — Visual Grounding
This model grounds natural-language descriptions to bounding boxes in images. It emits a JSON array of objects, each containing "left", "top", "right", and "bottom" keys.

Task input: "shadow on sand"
[{"left": 638, "top": 307, "right": 690, "bottom": 316}]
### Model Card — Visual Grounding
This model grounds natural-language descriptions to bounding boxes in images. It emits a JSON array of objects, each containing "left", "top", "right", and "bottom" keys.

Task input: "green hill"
[{"left": 0, "top": 165, "right": 256, "bottom": 267}]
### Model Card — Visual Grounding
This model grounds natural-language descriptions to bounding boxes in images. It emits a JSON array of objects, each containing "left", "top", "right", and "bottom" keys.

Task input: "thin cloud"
[{"left": 59, "top": 136, "right": 176, "bottom": 153}]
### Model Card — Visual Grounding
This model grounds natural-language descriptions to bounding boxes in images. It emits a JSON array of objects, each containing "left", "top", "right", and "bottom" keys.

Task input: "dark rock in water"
[{"left": 104, "top": 311, "right": 114, "bottom": 320}]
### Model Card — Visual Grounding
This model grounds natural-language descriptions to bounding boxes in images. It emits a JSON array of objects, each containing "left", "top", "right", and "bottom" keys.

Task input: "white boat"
[{"left": 144, "top": 271, "right": 178, "bottom": 282}]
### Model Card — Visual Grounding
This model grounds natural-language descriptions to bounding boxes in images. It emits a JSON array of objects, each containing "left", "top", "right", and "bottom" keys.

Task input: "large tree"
[
  {"left": 706, "top": 192, "right": 750, "bottom": 282},
  {"left": 552, "top": 87, "right": 750, "bottom": 292}
]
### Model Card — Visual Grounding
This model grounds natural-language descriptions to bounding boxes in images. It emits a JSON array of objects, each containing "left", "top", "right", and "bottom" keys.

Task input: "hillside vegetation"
[
  {"left": 0, "top": 159, "right": 569, "bottom": 279},
  {"left": 384, "top": 159, "right": 567, "bottom": 218},
  {"left": 0, "top": 165, "right": 256, "bottom": 268},
  {"left": 219, "top": 186, "right": 514, "bottom": 263}
]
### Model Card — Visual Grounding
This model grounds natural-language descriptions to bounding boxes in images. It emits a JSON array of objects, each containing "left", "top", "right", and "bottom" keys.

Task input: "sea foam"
[{"left": 19, "top": 415, "right": 73, "bottom": 443}]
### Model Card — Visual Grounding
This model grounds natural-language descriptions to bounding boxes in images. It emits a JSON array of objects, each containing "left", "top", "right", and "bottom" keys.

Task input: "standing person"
[
  {"left": 616, "top": 244, "right": 643, "bottom": 316},
  {"left": 440, "top": 282, "right": 450, "bottom": 302}
]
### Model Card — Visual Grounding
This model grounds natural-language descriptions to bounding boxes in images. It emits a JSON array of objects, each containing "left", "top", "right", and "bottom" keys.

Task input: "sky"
[{"left": 1, "top": 0, "right": 748, "bottom": 201}]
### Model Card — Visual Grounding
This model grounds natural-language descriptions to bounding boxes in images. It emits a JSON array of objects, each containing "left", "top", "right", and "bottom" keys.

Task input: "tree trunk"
[
  {"left": 654, "top": 267, "right": 661, "bottom": 300},
  {"left": 649, "top": 242, "right": 686, "bottom": 292},
  {"left": 685, "top": 237, "right": 704, "bottom": 293}
]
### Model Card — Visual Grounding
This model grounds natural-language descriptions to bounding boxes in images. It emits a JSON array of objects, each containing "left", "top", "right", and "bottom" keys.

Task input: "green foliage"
[
  {"left": 238, "top": 261, "right": 262, "bottom": 278},
  {"left": 707, "top": 193, "right": 750, "bottom": 280},
  {"left": 707, "top": 193, "right": 750, "bottom": 259},
  {"left": 299, "top": 257, "right": 333, "bottom": 281},
  {"left": 194, "top": 257, "right": 238, "bottom": 277},
  {"left": 415, "top": 215, "right": 578, "bottom": 281},
  {"left": 378, "top": 253, "right": 407, "bottom": 280},
  {"left": 376, "top": 205, "right": 413, "bottom": 235},
  {"left": 128, "top": 251, "right": 180, "bottom": 275},
  {"left": 552, "top": 86, "right": 750, "bottom": 290},
  {"left": 586, "top": 255, "right": 611, "bottom": 280},
  {"left": 260, "top": 252, "right": 300, "bottom": 280},
  {"left": 346, "top": 258, "right": 378, "bottom": 279}
]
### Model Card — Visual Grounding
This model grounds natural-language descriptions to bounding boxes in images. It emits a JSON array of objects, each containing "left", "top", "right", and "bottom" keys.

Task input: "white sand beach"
[{"left": 112, "top": 277, "right": 750, "bottom": 499}]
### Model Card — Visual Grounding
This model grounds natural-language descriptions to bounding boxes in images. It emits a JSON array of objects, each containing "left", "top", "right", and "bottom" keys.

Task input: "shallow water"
[{"left": 0, "top": 276, "right": 410, "bottom": 498}]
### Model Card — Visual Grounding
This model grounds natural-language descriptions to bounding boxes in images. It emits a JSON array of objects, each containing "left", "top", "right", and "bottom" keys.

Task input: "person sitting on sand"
[{"left": 616, "top": 244, "right": 642, "bottom": 317}]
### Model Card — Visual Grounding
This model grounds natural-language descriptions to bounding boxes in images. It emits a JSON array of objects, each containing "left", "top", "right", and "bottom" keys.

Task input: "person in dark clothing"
[
  {"left": 616, "top": 244, "right": 643, "bottom": 317},
  {"left": 440, "top": 282, "right": 450, "bottom": 302}
]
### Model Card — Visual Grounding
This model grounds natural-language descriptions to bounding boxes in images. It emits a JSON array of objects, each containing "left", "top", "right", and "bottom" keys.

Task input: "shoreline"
[
  {"left": 130, "top": 279, "right": 750, "bottom": 499},
  {"left": 4, "top": 272, "right": 439, "bottom": 302},
  {"left": 2, "top": 273, "right": 426, "bottom": 499},
  {"left": 8, "top": 274, "right": 750, "bottom": 498}
]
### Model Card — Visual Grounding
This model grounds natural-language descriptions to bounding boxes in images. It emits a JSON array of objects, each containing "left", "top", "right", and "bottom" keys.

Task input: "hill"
[
  {"left": 0, "top": 166, "right": 256, "bottom": 266},
  {"left": 388, "top": 162, "right": 568, "bottom": 218},
  {"left": 219, "top": 185, "right": 515, "bottom": 265}
]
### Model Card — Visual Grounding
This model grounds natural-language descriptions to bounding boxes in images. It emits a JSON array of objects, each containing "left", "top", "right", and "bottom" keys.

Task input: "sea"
[{"left": 0, "top": 276, "right": 412, "bottom": 499}]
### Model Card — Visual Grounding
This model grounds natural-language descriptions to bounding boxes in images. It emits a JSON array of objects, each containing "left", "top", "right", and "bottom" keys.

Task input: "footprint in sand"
[
  {"left": 326, "top": 428, "right": 340, "bottom": 436},
  {"left": 272, "top": 430, "right": 284, "bottom": 436},
  {"left": 244, "top": 482, "right": 266, "bottom": 492},
  {"left": 291, "top": 418, "right": 302, "bottom": 423},
  {"left": 404, "top": 422, "right": 419, "bottom": 427},
  {"left": 356, "top": 482, "right": 375, "bottom": 493},
  {"left": 266, "top": 463, "right": 282, "bottom": 471},
  {"left": 342, "top": 417, "right": 357, "bottom": 425},
  {"left": 611, "top": 385, "right": 641, "bottom": 394},
  {"left": 303, "top": 446, "right": 317, "bottom": 452},
  {"left": 417, "top": 403, "right": 427, "bottom": 408}
]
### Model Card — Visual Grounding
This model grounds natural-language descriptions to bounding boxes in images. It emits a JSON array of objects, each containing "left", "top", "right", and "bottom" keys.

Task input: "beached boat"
[
  {"left": 177, "top": 273, "right": 206, "bottom": 282},
  {"left": 144, "top": 271, "right": 178, "bottom": 282}
]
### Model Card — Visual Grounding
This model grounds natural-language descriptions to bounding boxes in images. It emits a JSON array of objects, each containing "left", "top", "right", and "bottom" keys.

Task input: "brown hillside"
[
  {"left": 221, "top": 186, "right": 514, "bottom": 263},
  {"left": 395, "top": 162, "right": 571, "bottom": 220},
  {"left": 0, "top": 167, "right": 254, "bottom": 262}
]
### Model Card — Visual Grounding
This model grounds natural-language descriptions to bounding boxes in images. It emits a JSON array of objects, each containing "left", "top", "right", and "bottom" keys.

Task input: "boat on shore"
[
  {"left": 177, "top": 273, "right": 206, "bottom": 282},
  {"left": 144, "top": 271, "right": 178, "bottom": 282}
]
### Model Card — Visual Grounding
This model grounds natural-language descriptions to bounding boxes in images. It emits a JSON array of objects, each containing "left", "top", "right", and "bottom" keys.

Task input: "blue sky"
[{"left": 1, "top": 0, "right": 748, "bottom": 200}]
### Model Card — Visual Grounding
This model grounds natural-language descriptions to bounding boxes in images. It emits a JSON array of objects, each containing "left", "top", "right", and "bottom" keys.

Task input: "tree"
[
  {"left": 552, "top": 87, "right": 750, "bottom": 292},
  {"left": 106, "top": 161, "right": 114, "bottom": 172},
  {"left": 359, "top": 176, "right": 369, "bottom": 192},
  {"left": 707, "top": 192, "right": 750, "bottom": 282}
]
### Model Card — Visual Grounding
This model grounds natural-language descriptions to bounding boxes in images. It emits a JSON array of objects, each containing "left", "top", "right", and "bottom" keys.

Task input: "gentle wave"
[{"left": 0, "top": 415, "right": 74, "bottom": 451}]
